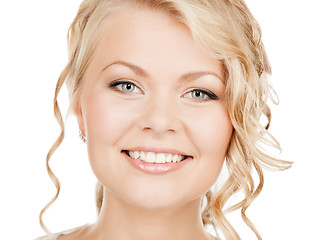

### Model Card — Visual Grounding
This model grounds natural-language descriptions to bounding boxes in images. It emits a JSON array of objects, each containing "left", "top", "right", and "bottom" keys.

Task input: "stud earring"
[{"left": 79, "top": 130, "right": 87, "bottom": 143}]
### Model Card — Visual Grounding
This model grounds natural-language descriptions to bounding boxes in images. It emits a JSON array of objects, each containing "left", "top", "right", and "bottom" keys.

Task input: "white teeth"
[
  {"left": 146, "top": 152, "right": 156, "bottom": 163},
  {"left": 172, "top": 155, "right": 178, "bottom": 163},
  {"left": 140, "top": 151, "right": 146, "bottom": 160},
  {"left": 128, "top": 151, "right": 135, "bottom": 159},
  {"left": 166, "top": 153, "right": 173, "bottom": 163},
  {"left": 156, "top": 153, "right": 166, "bottom": 163},
  {"left": 127, "top": 150, "right": 186, "bottom": 163},
  {"left": 133, "top": 151, "right": 140, "bottom": 159}
]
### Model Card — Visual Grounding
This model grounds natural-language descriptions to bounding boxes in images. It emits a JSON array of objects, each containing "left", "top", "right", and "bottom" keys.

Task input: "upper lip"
[{"left": 123, "top": 146, "right": 192, "bottom": 157}]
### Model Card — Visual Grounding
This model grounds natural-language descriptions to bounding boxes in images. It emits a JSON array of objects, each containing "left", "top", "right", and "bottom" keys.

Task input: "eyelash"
[
  {"left": 190, "top": 89, "right": 218, "bottom": 101},
  {"left": 108, "top": 80, "right": 142, "bottom": 94},
  {"left": 108, "top": 80, "right": 219, "bottom": 102}
]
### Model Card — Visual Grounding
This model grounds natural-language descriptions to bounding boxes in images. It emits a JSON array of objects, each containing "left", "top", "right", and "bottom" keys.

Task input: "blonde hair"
[{"left": 39, "top": 0, "right": 292, "bottom": 239}]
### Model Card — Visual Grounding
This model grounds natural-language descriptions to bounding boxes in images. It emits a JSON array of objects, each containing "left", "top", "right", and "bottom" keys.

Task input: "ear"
[{"left": 75, "top": 100, "right": 86, "bottom": 133}]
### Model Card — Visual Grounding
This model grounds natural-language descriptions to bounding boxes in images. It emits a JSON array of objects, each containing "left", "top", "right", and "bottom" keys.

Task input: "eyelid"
[
  {"left": 108, "top": 80, "right": 219, "bottom": 102},
  {"left": 183, "top": 88, "right": 219, "bottom": 102},
  {"left": 108, "top": 80, "right": 143, "bottom": 94}
]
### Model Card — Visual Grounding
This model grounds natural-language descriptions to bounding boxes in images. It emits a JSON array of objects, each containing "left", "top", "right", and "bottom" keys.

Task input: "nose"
[{"left": 137, "top": 89, "right": 182, "bottom": 136}]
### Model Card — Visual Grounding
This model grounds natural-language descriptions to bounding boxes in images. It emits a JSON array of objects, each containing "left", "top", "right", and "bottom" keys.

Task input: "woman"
[{"left": 38, "top": 0, "right": 292, "bottom": 239}]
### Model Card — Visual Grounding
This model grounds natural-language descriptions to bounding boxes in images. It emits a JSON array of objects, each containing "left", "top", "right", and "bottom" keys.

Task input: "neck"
[{"left": 88, "top": 188, "right": 211, "bottom": 240}]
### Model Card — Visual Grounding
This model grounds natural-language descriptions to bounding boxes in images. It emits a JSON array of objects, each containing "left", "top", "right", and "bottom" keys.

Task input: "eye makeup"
[
  {"left": 108, "top": 80, "right": 142, "bottom": 94},
  {"left": 108, "top": 80, "right": 219, "bottom": 102},
  {"left": 186, "top": 89, "right": 219, "bottom": 101}
]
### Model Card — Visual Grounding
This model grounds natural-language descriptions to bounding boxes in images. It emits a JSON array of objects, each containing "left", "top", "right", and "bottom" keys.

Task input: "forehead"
[{"left": 88, "top": 7, "right": 224, "bottom": 80}]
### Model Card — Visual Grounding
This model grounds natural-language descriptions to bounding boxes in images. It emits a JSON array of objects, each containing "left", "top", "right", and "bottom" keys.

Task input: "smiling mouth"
[{"left": 122, "top": 150, "right": 192, "bottom": 164}]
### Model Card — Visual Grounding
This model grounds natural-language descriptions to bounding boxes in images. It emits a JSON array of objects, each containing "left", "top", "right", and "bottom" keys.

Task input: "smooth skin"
[{"left": 62, "top": 6, "right": 233, "bottom": 240}]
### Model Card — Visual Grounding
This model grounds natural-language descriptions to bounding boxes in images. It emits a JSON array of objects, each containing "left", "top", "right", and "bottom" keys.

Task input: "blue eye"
[
  {"left": 108, "top": 80, "right": 142, "bottom": 94},
  {"left": 184, "top": 89, "right": 218, "bottom": 102}
]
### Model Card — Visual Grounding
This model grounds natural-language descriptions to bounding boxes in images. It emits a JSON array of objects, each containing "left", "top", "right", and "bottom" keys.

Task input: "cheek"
[
  {"left": 84, "top": 96, "right": 134, "bottom": 145},
  {"left": 82, "top": 95, "right": 136, "bottom": 182},
  {"left": 82, "top": 94, "right": 133, "bottom": 169},
  {"left": 190, "top": 104, "right": 233, "bottom": 157},
  {"left": 183, "top": 104, "right": 232, "bottom": 194}
]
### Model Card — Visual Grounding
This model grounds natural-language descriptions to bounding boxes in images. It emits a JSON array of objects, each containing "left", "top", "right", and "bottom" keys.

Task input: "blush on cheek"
[
  {"left": 196, "top": 109, "right": 233, "bottom": 155},
  {"left": 85, "top": 96, "right": 136, "bottom": 145}
]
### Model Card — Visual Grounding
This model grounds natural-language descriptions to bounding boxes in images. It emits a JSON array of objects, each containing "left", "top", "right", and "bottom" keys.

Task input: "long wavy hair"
[{"left": 39, "top": 0, "right": 292, "bottom": 239}]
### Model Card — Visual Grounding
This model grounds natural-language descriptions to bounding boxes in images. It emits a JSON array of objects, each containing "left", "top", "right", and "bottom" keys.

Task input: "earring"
[{"left": 79, "top": 130, "right": 87, "bottom": 143}]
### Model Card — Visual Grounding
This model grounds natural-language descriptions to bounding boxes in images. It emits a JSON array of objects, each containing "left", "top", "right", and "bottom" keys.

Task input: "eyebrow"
[{"left": 101, "top": 60, "right": 224, "bottom": 83}]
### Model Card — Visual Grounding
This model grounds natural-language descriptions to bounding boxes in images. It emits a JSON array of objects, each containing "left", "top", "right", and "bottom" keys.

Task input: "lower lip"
[{"left": 122, "top": 151, "right": 193, "bottom": 175}]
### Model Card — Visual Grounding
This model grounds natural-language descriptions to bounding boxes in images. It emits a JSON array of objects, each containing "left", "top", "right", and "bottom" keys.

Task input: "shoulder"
[
  {"left": 35, "top": 224, "right": 90, "bottom": 240},
  {"left": 35, "top": 233, "right": 64, "bottom": 240},
  {"left": 57, "top": 224, "right": 92, "bottom": 240}
]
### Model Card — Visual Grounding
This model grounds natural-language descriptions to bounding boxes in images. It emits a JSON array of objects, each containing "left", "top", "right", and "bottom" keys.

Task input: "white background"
[{"left": 0, "top": 0, "right": 308, "bottom": 239}]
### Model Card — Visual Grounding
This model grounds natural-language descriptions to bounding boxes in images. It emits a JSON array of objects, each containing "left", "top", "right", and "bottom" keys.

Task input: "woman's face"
[{"left": 77, "top": 8, "right": 233, "bottom": 209}]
